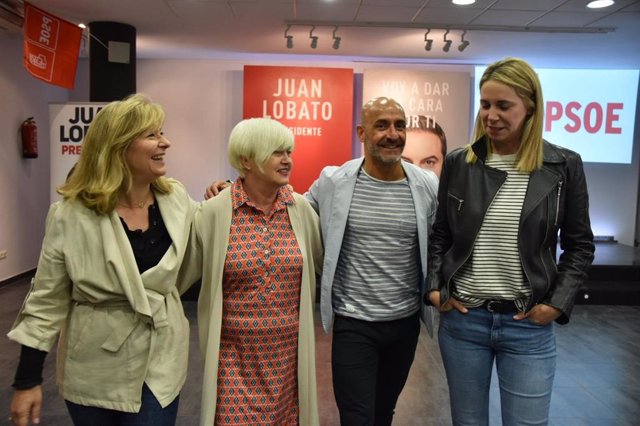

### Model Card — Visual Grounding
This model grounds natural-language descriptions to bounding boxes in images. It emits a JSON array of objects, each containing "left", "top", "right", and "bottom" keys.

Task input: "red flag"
[{"left": 23, "top": 2, "right": 82, "bottom": 89}]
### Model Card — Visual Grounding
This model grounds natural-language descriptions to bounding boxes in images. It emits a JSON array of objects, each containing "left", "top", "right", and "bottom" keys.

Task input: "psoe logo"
[{"left": 29, "top": 53, "right": 47, "bottom": 69}]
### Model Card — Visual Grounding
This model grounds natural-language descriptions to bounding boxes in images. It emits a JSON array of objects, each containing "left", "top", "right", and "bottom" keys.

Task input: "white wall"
[
  {"left": 1, "top": 37, "right": 639, "bottom": 281},
  {"left": 135, "top": 57, "right": 640, "bottom": 246},
  {"left": 0, "top": 36, "right": 69, "bottom": 282}
]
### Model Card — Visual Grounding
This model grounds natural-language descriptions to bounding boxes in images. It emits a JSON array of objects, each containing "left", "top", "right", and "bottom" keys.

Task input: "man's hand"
[
  {"left": 204, "top": 180, "right": 231, "bottom": 199},
  {"left": 10, "top": 386, "right": 42, "bottom": 425}
]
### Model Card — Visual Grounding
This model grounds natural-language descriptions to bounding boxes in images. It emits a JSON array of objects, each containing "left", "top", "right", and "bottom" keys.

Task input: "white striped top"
[
  {"left": 452, "top": 153, "right": 532, "bottom": 310},
  {"left": 333, "top": 169, "right": 421, "bottom": 321}
]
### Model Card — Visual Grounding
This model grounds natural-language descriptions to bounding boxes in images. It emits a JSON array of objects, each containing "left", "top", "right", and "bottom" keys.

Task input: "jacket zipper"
[
  {"left": 555, "top": 180, "right": 563, "bottom": 226},
  {"left": 530, "top": 177, "right": 562, "bottom": 310},
  {"left": 449, "top": 193, "right": 464, "bottom": 212}
]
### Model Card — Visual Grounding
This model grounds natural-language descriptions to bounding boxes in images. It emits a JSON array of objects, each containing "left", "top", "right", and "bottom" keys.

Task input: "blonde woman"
[
  {"left": 8, "top": 94, "right": 197, "bottom": 426},
  {"left": 427, "top": 57, "right": 595, "bottom": 425}
]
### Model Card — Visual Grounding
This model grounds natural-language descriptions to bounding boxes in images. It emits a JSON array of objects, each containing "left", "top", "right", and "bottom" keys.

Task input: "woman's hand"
[
  {"left": 428, "top": 291, "right": 468, "bottom": 314},
  {"left": 10, "top": 386, "right": 42, "bottom": 425},
  {"left": 513, "top": 304, "right": 561, "bottom": 325}
]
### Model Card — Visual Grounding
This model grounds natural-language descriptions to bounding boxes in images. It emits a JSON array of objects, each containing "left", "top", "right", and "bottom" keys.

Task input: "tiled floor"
[{"left": 1, "top": 277, "right": 639, "bottom": 425}]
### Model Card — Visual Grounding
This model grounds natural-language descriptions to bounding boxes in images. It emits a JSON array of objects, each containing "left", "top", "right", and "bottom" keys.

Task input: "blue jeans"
[
  {"left": 439, "top": 308, "right": 556, "bottom": 426},
  {"left": 65, "top": 383, "right": 179, "bottom": 426}
]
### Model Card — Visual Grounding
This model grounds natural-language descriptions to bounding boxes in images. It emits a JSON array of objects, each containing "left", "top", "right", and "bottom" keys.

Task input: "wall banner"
[
  {"left": 49, "top": 103, "right": 106, "bottom": 202},
  {"left": 363, "top": 69, "right": 471, "bottom": 155},
  {"left": 474, "top": 67, "right": 639, "bottom": 164},
  {"left": 243, "top": 65, "right": 354, "bottom": 192}
]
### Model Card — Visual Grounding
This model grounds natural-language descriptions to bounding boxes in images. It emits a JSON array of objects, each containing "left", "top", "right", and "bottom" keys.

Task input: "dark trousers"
[
  {"left": 331, "top": 312, "right": 420, "bottom": 426},
  {"left": 65, "top": 383, "right": 179, "bottom": 426}
]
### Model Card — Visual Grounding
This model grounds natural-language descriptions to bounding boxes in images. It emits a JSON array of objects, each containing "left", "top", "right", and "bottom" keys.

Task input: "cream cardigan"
[{"left": 180, "top": 188, "right": 323, "bottom": 426}]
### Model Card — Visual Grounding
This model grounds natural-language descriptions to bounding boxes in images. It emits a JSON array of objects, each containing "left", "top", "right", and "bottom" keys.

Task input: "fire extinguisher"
[{"left": 21, "top": 117, "right": 39, "bottom": 159}]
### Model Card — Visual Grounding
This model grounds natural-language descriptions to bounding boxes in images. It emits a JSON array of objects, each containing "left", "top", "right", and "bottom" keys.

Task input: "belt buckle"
[{"left": 486, "top": 300, "right": 499, "bottom": 313}]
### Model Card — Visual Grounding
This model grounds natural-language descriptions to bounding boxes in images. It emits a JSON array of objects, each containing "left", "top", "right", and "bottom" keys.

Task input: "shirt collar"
[{"left": 230, "top": 179, "right": 295, "bottom": 211}]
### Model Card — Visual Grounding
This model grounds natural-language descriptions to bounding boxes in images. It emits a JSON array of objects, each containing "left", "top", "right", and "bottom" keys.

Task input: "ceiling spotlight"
[
  {"left": 443, "top": 29, "right": 452, "bottom": 52},
  {"left": 284, "top": 25, "right": 293, "bottom": 49},
  {"left": 424, "top": 29, "right": 433, "bottom": 51},
  {"left": 587, "top": 0, "right": 614, "bottom": 8},
  {"left": 452, "top": 0, "right": 476, "bottom": 4},
  {"left": 332, "top": 26, "right": 341, "bottom": 50},
  {"left": 458, "top": 30, "right": 470, "bottom": 51},
  {"left": 309, "top": 25, "right": 318, "bottom": 49}
]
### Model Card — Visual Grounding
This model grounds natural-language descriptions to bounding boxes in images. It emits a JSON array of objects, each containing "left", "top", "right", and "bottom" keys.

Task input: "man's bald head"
[{"left": 361, "top": 97, "right": 405, "bottom": 125}]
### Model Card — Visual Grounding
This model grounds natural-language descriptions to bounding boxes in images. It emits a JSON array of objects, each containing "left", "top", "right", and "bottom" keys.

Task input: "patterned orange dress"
[{"left": 215, "top": 181, "right": 303, "bottom": 425}]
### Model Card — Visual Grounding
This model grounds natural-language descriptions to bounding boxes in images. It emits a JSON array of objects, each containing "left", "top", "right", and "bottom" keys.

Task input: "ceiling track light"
[
  {"left": 332, "top": 26, "right": 341, "bottom": 50},
  {"left": 458, "top": 30, "right": 470, "bottom": 51},
  {"left": 309, "top": 25, "right": 318, "bottom": 49},
  {"left": 284, "top": 24, "right": 293, "bottom": 49},
  {"left": 442, "top": 29, "right": 452, "bottom": 52},
  {"left": 424, "top": 29, "right": 433, "bottom": 51},
  {"left": 282, "top": 23, "right": 346, "bottom": 51}
]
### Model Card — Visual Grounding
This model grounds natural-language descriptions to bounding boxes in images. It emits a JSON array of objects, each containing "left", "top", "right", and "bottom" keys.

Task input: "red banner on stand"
[
  {"left": 243, "top": 66, "right": 354, "bottom": 192},
  {"left": 23, "top": 2, "right": 82, "bottom": 89}
]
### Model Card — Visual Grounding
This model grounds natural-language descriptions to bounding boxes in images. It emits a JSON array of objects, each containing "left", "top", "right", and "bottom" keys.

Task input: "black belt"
[{"left": 481, "top": 299, "right": 518, "bottom": 313}]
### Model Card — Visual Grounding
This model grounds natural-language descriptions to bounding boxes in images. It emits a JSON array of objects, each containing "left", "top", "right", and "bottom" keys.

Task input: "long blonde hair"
[
  {"left": 466, "top": 57, "right": 544, "bottom": 172},
  {"left": 58, "top": 94, "right": 172, "bottom": 214}
]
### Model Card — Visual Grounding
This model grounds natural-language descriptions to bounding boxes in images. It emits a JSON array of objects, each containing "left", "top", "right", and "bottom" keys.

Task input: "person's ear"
[
  {"left": 356, "top": 125, "right": 365, "bottom": 143},
  {"left": 240, "top": 157, "right": 252, "bottom": 171}
]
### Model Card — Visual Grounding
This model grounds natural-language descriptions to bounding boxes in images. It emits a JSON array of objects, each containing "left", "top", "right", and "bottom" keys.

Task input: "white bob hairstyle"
[{"left": 227, "top": 117, "right": 294, "bottom": 177}]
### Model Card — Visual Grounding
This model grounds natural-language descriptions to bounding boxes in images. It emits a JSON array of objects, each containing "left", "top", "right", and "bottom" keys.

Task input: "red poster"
[
  {"left": 23, "top": 2, "right": 82, "bottom": 89},
  {"left": 243, "top": 65, "right": 353, "bottom": 192}
]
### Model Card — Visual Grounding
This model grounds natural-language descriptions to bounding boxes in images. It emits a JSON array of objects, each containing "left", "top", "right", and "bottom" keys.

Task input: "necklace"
[
  {"left": 118, "top": 200, "right": 147, "bottom": 209},
  {"left": 118, "top": 192, "right": 152, "bottom": 209}
]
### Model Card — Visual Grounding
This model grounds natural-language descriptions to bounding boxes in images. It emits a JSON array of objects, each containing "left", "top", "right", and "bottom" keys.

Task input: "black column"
[{"left": 88, "top": 21, "right": 136, "bottom": 102}]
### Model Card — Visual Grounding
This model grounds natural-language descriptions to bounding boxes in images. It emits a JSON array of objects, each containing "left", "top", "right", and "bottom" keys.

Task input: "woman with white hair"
[{"left": 181, "top": 117, "right": 323, "bottom": 425}]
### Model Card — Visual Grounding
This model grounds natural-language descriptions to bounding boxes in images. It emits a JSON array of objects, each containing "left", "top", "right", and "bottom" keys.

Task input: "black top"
[
  {"left": 13, "top": 202, "right": 172, "bottom": 389},
  {"left": 120, "top": 202, "right": 173, "bottom": 274}
]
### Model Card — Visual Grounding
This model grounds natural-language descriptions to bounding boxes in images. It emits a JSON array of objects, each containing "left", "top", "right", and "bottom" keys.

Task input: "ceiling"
[{"left": 2, "top": 0, "right": 640, "bottom": 68}]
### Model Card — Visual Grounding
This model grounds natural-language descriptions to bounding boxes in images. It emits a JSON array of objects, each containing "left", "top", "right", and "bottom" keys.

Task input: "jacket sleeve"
[
  {"left": 427, "top": 155, "right": 454, "bottom": 298},
  {"left": 303, "top": 165, "right": 341, "bottom": 214},
  {"left": 547, "top": 153, "right": 595, "bottom": 322},
  {"left": 176, "top": 202, "right": 205, "bottom": 295},
  {"left": 7, "top": 202, "right": 73, "bottom": 351},
  {"left": 171, "top": 180, "right": 203, "bottom": 295},
  {"left": 301, "top": 197, "right": 324, "bottom": 278}
]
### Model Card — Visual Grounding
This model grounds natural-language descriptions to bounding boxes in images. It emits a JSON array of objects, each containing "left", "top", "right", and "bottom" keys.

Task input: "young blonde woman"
[{"left": 427, "top": 57, "right": 595, "bottom": 425}]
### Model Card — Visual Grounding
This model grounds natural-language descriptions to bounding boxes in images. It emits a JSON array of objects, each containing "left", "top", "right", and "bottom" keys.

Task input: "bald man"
[{"left": 305, "top": 97, "right": 439, "bottom": 425}]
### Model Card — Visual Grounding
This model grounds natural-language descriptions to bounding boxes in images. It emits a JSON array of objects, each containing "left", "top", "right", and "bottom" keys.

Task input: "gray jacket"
[{"left": 305, "top": 158, "right": 439, "bottom": 334}]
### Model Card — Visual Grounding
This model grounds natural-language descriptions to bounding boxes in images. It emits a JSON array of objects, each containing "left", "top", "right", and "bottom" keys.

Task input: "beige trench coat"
[{"left": 8, "top": 179, "right": 197, "bottom": 412}]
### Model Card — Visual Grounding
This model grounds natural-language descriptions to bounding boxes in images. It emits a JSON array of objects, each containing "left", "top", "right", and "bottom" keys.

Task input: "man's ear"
[{"left": 356, "top": 125, "right": 365, "bottom": 142}]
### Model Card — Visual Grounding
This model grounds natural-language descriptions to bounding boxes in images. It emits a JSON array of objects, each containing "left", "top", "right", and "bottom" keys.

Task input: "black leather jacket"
[{"left": 427, "top": 138, "right": 595, "bottom": 324}]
